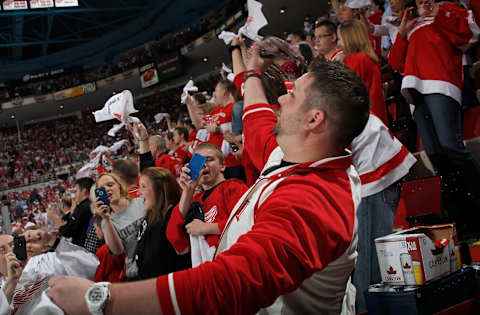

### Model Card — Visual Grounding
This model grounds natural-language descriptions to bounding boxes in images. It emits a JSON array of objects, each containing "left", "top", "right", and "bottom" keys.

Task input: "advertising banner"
[
  {"left": 2, "top": 0, "right": 28, "bottom": 10},
  {"left": 29, "top": 0, "right": 54, "bottom": 8},
  {"left": 140, "top": 63, "right": 159, "bottom": 88},
  {"left": 54, "top": 0, "right": 77, "bottom": 7},
  {"left": 54, "top": 82, "right": 96, "bottom": 101}
]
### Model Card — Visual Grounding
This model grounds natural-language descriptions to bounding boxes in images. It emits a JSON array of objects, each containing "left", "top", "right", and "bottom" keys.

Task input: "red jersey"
[
  {"left": 94, "top": 244, "right": 125, "bottom": 283},
  {"left": 167, "top": 179, "right": 248, "bottom": 253},
  {"left": 344, "top": 52, "right": 388, "bottom": 126},
  {"left": 155, "top": 153, "right": 183, "bottom": 178},
  {"left": 173, "top": 144, "right": 191, "bottom": 164}
]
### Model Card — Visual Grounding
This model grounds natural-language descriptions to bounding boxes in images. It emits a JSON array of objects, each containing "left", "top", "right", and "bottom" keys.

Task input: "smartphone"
[
  {"left": 188, "top": 153, "right": 207, "bottom": 181},
  {"left": 410, "top": 6, "right": 418, "bottom": 18},
  {"left": 259, "top": 48, "right": 276, "bottom": 58},
  {"left": 95, "top": 187, "right": 110, "bottom": 206},
  {"left": 13, "top": 236, "right": 27, "bottom": 261}
]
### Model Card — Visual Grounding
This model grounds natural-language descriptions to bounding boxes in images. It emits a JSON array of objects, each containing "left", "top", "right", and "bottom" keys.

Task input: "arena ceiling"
[{"left": 0, "top": 0, "right": 228, "bottom": 62}]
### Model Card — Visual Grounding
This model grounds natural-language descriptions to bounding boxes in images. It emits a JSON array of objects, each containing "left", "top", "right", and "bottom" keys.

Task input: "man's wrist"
[
  {"left": 244, "top": 70, "right": 262, "bottom": 82},
  {"left": 244, "top": 69, "right": 262, "bottom": 76},
  {"left": 229, "top": 45, "right": 241, "bottom": 53}
]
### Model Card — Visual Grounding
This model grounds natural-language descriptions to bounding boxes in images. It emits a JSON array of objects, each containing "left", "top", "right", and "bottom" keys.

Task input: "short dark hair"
[
  {"left": 166, "top": 131, "right": 174, "bottom": 141},
  {"left": 291, "top": 30, "right": 306, "bottom": 41},
  {"left": 315, "top": 20, "right": 337, "bottom": 36},
  {"left": 372, "top": 0, "right": 385, "bottom": 12},
  {"left": 306, "top": 59, "right": 370, "bottom": 147},
  {"left": 298, "top": 43, "right": 314, "bottom": 65},
  {"left": 75, "top": 177, "right": 94, "bottom": 194},
  {"left": 217, "top": 80, "right": 242, "bottom": 102},
  {"left": 183, "top": 118, "right": 194, "bottom": 129},
  {"left": 191, "top": 92, "right": 207, "bottom": 105},
  {"left": 174, "top": 127, "right": 189, "bottom": 141},
  {"left": 61, "top": 197, "right": 72, "bottom": 208},
  {"left": 112, "top": 159, "right": 138, "bottom": 186}
]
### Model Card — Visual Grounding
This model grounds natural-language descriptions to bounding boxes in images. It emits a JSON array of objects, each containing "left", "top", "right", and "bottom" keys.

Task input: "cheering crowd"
[{"left": 1, "top": 0, "right": 480, "bottom": 314}]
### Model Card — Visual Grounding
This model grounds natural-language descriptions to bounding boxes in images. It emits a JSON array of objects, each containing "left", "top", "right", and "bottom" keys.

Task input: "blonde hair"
[
  {"left": 90, "top": 173, "right": 131, "bottom": 214},
  {"left": 199, "top": 102, "right": 217, "bottom": 115},
  {"left": 195, "top": 143, "right": 224, "bottom": 165},
  {"left": 339, "top": 20, "right": 378, "bottom": 64}
]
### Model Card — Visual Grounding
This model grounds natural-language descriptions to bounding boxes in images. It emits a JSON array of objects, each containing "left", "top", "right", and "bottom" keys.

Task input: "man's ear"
[
  {"left": 305, "top": 109, "right": 327, "bottom": 132},
  {"left": 332, "top": 32, "right": 338, "bottom": 43}
]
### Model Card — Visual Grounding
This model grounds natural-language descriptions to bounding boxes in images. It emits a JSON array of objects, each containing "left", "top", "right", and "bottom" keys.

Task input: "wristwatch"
[{"left": 85, "top": 282, "right": 111, "bottom": 315}]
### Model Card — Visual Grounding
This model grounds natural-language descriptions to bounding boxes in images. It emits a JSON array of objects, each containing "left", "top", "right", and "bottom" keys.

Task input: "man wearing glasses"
[{"left": 314, "top": 20, "right": 344, "bottom": 61}]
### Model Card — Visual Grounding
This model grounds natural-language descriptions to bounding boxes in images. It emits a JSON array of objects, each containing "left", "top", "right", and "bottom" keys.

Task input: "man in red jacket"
[
  {"left": 47, "top": 57, "right": 371, "bottom": 314},
  {"left": 149, "top": 135, "right": 182, "bottom": 178},
  {"left": 390, "top": 0, "right": 480, "bottom": 238}
]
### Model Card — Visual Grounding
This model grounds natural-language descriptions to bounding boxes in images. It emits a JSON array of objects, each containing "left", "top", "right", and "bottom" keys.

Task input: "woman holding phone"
[{"left": 94, "top": 173, "right": 146, "bottom": 280}]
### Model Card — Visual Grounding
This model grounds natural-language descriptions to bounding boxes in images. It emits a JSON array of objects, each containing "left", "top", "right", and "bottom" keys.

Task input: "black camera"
[{"left": 183, "top": 202, "right": 205, "bottom": 234}]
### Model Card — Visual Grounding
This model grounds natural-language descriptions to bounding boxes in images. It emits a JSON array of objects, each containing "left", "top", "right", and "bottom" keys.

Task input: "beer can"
[{"left": 400, "top": 253, "right": 416, "bottom": 285}]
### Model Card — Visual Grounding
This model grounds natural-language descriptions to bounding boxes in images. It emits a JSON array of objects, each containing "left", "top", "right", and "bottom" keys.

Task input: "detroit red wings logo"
[
  {"left": 205, "top": 206, "right": 218, "bottom": 223},
  {"left": 12, "top": 276, "right": 49, "bottom": 313},
  {"left": 113, "top": 113, "right": 123, "bottom": 122}
]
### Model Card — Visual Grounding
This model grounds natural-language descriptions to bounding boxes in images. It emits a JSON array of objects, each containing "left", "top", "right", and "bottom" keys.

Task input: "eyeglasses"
[{"left": 314, "top": 34, "right": 333, "bottom": 40}]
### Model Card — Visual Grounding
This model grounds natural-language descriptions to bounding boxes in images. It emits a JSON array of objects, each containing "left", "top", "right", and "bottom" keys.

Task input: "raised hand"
[{"left": 398, "top": 7, "right": 418, "bottom": 39}]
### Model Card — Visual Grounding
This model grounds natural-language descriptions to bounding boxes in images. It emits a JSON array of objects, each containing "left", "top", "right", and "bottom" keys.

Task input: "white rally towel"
[
  {"left": 218, "top": 0, "right": 268, "bottom": 44},
  {"left": 76, "top": 154, "right": 102, "bottom": 179},
  {"left": 93, "top": 90, "right": 137, "bottom": 123},
  {"left": 181, "top": 80, "right": 199, "bottom": 104},
  {"left": 189, "top": 235, "right": 216, "bottom": 268},
  {"left": 154, "top": 113, "right": 169, "bottom": 123},
  {"left": 218, "top": 31, "right": 237, "bottom": 45},
  {"left": 222, "top": 63, "right": 235, "bottom": 82},
  {"left": 238, "top": 0, "right": 268, "bottom": 41},
  {"left": 93, "top": 90, "right": 140, "bottom": 137},
  {"left": 75, "top": 140, "right": 127, "bottom": 179},
  {"left": 346, "top": 0, "right": 370, "bottom": 9},
  {"left": 108, "top": 139, "right": 128, "bottom": 153}
]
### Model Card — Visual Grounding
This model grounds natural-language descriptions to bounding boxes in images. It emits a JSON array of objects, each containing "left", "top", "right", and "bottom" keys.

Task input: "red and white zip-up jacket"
[
  {"left": 353, "top": 114, "right": 416, "bottom": 197},
  {"left": 155, "top": 103, "right": 361, "bottom": 314},
  {"left": 389, "top": 2, "right": 480, "bottom": 104}
]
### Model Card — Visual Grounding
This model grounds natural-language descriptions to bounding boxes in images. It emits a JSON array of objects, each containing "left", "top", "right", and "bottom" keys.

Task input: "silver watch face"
[{"left": 88, "top": 287, "right": 106, "bottom": 304}]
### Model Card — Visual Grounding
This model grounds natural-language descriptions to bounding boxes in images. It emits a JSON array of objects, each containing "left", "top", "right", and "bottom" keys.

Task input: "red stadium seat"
[{"left": 394, "top": 177, "right": 442, "bottom": 229}]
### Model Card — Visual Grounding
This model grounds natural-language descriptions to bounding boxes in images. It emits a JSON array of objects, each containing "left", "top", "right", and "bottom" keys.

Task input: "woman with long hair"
[
  {"left": 338, "top": 19, "right": 388, "bottom": 125},
  {"left": 94, "top": 173, "right": 146, "bottom": 280},
  {"left": 133, "top": 167, "right": 191, "bottom": 280}
]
